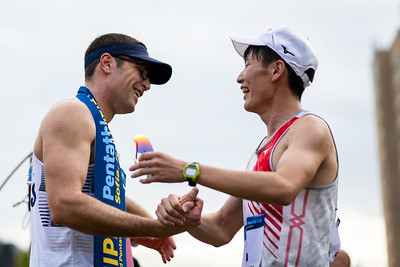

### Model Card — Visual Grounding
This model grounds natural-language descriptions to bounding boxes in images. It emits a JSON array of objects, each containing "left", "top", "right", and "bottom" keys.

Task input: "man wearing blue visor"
[{"left": 29, "top": 33, "right": 203, "bottom": 267}]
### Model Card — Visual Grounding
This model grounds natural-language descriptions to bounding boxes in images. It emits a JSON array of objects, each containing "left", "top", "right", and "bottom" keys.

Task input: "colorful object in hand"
[{"left": 134, "top": 135, "right": 154, "bottom": 160}]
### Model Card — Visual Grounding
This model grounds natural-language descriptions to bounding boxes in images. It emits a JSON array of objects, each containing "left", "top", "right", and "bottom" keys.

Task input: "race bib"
[{"left": 242, "top": 214, "right": 265, "bottom": 267}]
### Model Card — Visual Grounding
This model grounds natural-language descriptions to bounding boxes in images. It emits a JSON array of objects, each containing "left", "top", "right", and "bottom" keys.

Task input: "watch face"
[{"left": 185, "top": 167, "right": 198, "bottom": 177}]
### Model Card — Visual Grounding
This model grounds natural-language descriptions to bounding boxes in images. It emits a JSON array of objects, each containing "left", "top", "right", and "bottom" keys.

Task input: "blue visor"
[{"left": 84, "top": 43, "right": 172, "bottom": 85}]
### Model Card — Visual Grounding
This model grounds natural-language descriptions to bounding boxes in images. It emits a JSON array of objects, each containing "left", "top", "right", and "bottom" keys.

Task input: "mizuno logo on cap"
[{"left": 282, "top": 45, "right": 295, "bottom": 56}]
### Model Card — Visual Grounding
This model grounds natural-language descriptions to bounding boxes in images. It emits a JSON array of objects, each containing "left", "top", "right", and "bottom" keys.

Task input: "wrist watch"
[{"left": 183, "top": 162, "right": 200, "bottom": 186}]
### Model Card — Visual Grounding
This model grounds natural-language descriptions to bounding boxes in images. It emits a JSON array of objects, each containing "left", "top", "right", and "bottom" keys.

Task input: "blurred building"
[{"left": 373, "top": 30, "right": 400, "bottom": 267}]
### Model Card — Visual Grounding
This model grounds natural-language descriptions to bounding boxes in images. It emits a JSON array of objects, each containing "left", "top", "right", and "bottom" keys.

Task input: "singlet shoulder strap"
[{"left": 255, "top": 110, "right": 309, "bottom": 154}]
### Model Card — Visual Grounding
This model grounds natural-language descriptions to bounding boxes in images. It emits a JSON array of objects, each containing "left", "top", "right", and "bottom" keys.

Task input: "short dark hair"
[
  {"left": 243, "top": 45, "right": 307, "bottom": 100},
  {"left": 84, "top": 33, "right": 146, "bottom": 82}
]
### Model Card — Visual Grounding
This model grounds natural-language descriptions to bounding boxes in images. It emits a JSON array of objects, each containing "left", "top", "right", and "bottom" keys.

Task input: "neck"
[
  {"left": 259, "top": 95, "right": 302, "bottom": 138},
  {"left": 84, "top": 82, "right": 115, "bottom": 123}
]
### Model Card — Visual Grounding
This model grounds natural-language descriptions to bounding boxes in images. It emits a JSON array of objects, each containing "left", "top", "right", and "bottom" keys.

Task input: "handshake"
[
  {"left": 156, "top": 187, "right": 203, "bottom": 228},
  {"left": 132, "top": 187, "right": 203, "bottom": 264},
  {"left": 132, "top": 136, "right": 203, "bottom": 227}
]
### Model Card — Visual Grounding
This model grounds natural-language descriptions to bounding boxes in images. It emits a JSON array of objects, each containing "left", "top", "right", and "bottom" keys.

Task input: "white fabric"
[
  {"left": 243, "top": 181, "right": 337, "bottom": 266},
  {"left": 230, "top": 26, "right": 318, "bottom": 87},
  {"left": 329, "top": 218, "right": 341, "bottom": 263},
  {"left": 29, "top": 153, "right": 95, "bottom": 266},
  {"left": 241, "top": 112, "right": 338, "bottom": 266},
  {"left": 243, "top": 182, "right": 338, "bottom": 266}
]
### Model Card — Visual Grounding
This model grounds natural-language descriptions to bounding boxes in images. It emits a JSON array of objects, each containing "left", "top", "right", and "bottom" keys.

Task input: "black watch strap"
[{"left": 188, "top": 178, "right": 197, "bottom": 187}]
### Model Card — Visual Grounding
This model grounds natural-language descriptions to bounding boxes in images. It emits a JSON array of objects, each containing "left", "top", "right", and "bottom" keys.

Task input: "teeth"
[
  {"left": 134, "top": 89, "right": 141, "bottom": 98},
  {"left": 242, "top": 87, "right": 250, "bottom": 94}
]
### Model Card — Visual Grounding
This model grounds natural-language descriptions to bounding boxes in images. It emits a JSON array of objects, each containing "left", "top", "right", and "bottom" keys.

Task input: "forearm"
[
  {"left": 132, "top": 153, "right": 298, "bottom": 204},
  {"left": 188, "top": 196, "right": 243, "bottom": 247},
  {"left": 50, "top": 192, "right": 188, "bottom": 238},
  {"left": 187, "top": 213, "right": 233, "bottom": 247},
  {"left": 197, "top": 165, "right": 293, "bottom": 204}
]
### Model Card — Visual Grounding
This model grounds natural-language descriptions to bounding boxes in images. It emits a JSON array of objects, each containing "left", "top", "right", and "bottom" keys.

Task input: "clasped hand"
[
  {"left": 136, "top": 187, "right": 203, "bottom": 263},
  {"left": 156, "top": 187, "right": 203, "bottom": 228}
]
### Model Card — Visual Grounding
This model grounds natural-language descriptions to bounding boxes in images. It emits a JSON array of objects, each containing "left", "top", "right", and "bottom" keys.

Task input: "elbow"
[
  {"left": 210, "top": 237, "right": 231, "bottom": 248},
  {"left": 48, "top": 198, "right": 73, "bottom": 226},
  {"left": 209, "top": 228, "right": 234, "bottom": 247},
  {"left": 275, "top": 184, "right": 299, "bottom": 206},
  {"left": 50, "top": 205, "right": 67, "bottom": 225},
  {"left": 279, "top": 195, "right": 295, "bottom": 206}
]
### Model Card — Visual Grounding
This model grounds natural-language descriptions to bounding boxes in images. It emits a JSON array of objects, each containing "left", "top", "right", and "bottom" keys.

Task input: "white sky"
[{"left": 0, "top": 0, "right": 398, "bottom": 266}]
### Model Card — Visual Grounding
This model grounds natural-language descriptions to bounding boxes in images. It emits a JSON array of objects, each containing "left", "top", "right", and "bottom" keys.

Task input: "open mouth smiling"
[{"left": 134, "top": 88, "right": 143, "bottom": 98}]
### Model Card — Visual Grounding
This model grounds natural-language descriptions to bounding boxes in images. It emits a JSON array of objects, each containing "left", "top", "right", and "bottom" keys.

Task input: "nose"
[
  {"left": 237, "top": 69, "right": 245, "bottom": 84},
  {"left": 142, "top": 78, "right": 151, "bottom": 91}
]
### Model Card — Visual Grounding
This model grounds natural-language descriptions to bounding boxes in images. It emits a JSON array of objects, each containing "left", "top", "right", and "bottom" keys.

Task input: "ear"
[
  {"left": 271, "top": 60, "right": 285, "bottom": 82},
  {"left": 99, "top": 53, "right": 113, "bottom": 75}
]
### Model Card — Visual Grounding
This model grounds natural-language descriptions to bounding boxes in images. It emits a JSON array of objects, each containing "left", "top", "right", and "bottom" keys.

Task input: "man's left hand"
[{"left": 132, "top": 236, "right": 176, "bottom": 263}]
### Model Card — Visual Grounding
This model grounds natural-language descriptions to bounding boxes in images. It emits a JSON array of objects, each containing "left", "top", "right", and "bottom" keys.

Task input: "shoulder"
[
  {"left": 40, "top": 98, "right": 96, "bottom": 141},
  {"left": 49, "top": 98, "right": 92, "bottom": 116},
  {"left": 295, "top": 114, "right": 332, "bottom": 136},
  {"left": 34, "top": 98, "right": 96, "bottom": 161},
  {"left": 288, "top": 114, "right": 334, "bottom": 149},
  {"left": 48, "top": 98, "right": 92, "bottom": 118}
]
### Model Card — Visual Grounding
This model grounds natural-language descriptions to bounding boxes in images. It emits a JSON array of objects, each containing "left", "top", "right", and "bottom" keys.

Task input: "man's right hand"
[{"left": 156, "top": 187, "right": 203, "bottom": 228}]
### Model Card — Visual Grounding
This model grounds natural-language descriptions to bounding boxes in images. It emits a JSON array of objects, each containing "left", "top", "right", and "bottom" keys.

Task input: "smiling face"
[
  {"left": 108, "top": 57, "right": 151, "bottom": 115},
  {"left": 236, "top": 53, "right": 275, "bottom": 115}
]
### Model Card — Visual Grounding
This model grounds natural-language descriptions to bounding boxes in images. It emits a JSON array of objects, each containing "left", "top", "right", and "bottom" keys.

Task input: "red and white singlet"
[{"left": 242, "top": 111, "right": 338, "bottom": 267}]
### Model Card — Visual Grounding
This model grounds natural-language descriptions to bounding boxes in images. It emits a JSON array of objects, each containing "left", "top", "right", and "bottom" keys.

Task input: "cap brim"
[
  {"left": 230, "top": 35, "right": 265, "bottom": 57},
  {"left": 84, "top": 43, "right": 173, "bottom": 85},
  {"left": 124, "top": 52, "right": 172, "bottom": 85},
  {"left": 142, "top": 57, "right": 172, "bottom": 85}
]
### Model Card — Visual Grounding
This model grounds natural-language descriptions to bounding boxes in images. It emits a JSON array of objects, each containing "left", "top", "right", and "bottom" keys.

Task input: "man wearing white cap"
[
  {"left": 131, "top": 26, "right": 340, "bottom": 266},
  {"left": 29, "top": 33, "right": 203, "bottom": 267}
]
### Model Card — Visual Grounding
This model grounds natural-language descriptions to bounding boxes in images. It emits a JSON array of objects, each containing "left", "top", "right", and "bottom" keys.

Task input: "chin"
[
  {"left": 128, "top": 100, "right": 137, "bottom": 113},
  {"left": 118, "top": 105, "right": 135, "bottom": 115},
  {"left": 243, "top": 104, "right": 256, "bottom": 114}
]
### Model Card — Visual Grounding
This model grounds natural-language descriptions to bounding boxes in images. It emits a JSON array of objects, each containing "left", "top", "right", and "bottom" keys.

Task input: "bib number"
[{"left": 242, "top": 214, "right": 265, "bottom": 267}]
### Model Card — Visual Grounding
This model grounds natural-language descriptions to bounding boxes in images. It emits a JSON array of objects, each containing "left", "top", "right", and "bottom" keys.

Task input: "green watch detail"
[{"left": 183, "top": 162, "right": 200, "bottom": 186}]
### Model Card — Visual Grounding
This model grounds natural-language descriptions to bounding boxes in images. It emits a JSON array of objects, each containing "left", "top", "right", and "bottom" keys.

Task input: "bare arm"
[
  {"left": 37, "top": 100, "right": 198, "bottom": 238},
  {"left": 130, "top": 115, "right": 337, "bottom": 205},
  {"left": 156, "top": 190, "right": 243, "bottom": 247},
  {"left": 188, "top": 196, "right": 243, "bottom": 247}
]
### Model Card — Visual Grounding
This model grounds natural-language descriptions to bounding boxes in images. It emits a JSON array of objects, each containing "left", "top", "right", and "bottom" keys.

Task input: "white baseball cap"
[{"left": 230, "top": 26, "right": 318, "bottom": 87}]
